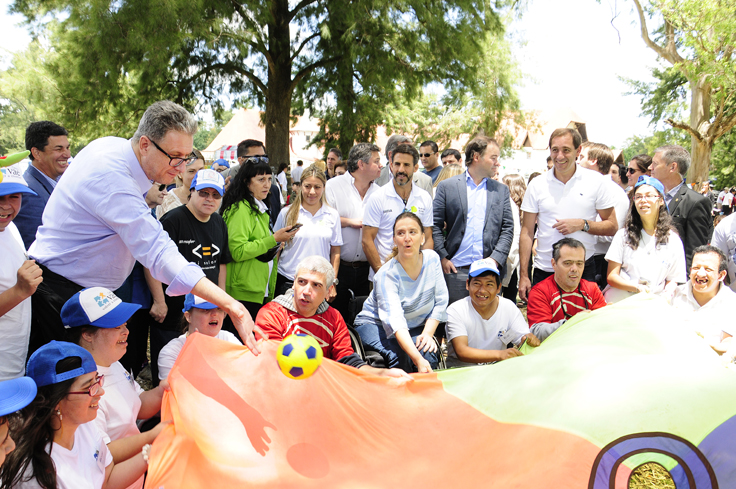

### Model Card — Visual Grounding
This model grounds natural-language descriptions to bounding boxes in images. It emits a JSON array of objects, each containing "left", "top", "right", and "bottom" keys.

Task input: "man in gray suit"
[
  {"left": 433, "top": 135, "right": 514, "bottom": 305},
  {"left": 375, "top": 135, "right": 434, "bottom": 195}
]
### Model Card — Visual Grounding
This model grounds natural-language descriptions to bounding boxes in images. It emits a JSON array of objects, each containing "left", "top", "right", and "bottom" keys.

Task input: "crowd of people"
[{"left": 0, "top": 100, "right": 734, "bottom": 487}]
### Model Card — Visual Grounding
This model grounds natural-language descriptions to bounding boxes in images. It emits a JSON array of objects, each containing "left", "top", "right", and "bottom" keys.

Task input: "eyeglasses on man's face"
[{"left": 149, "top": 138, "right": 197, "bottom": 168}]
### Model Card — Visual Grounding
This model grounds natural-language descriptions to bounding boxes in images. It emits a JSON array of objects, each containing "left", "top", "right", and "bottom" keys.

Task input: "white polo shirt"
[
  {"left": 275, "top": 204, "right": 343, "bottom": 280},
  {"left": 521, "top": 166, "right": 616, "bottom": 272},
  {"left": 594, "top": 180, "right": 630, "bottom": 256},
  {"left": 325, "top": 172, "right": 378, "bottom": 262},
  {"left": 363, "top": 182, "right": 433, "bottom": 280}
]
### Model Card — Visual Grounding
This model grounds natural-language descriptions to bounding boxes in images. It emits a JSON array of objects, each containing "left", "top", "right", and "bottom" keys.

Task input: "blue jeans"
[{"left": 355, "top": 322, "right": 439, "bottom": 373}]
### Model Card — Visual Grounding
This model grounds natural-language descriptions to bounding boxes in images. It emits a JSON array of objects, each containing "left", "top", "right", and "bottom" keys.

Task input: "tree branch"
[
  {"left": 665, "top": 118, "right": 703, "bottom": 141},
  {"left": 181, "top": 62, "right": 267, "bottom": 96},
  {"left": 290, "top": 55, "right": 342, "bottom": 92},
  {"left": 713, "top": 112, "right": 736, "bottom": 139},
  {"left": 229, "top": 0, "right": 273, "bottom": 68},
  {"left": 631, "top": 0, "right": 683, "bottom": 64},
  {"left": 288, "top": 0, "right": 320, "bottom": 23},
  {"left": 290, "top": 32, "right": 320, "bottom": 62}
]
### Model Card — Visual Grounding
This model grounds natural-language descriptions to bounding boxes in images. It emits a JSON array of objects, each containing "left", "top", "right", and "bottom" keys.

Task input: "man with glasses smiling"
[
  {"left": 27, "top": 101, "right": 264, "bottom": 358},
  {"left": 147, "top": 169, "right": 232, "bottom": 383}
]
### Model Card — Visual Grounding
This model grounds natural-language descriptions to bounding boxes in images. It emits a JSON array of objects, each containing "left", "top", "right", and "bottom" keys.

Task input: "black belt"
[{"left": 340, "top": 260, "right": 369, "bottom": 268}]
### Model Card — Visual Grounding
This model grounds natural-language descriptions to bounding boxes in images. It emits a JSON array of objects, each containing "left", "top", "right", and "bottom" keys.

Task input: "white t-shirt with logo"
[
  {"left": 363, "top": 183, "right": 433, "bottom": 280},
  {"left": 16, "top": 422, "right": 112, "bottom": 489},
  {"left": 445, "top": 296, "right": 530, "bottom": 364}
]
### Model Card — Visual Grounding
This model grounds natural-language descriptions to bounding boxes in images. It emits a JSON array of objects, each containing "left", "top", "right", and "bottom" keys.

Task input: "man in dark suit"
[
  {"left": 433, "top": 135, "right": 514, "bottom": 306},
  {"left": 14, "top": 121, "right": 71, "bottom": 249},
  {"left": 651, "top": 145, "right": 713, "bottom": 273}
]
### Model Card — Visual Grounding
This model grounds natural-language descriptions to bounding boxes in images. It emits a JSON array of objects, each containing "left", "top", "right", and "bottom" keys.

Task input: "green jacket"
[{"left": 223, "top": 202, "right": 278, "bottom": 303}]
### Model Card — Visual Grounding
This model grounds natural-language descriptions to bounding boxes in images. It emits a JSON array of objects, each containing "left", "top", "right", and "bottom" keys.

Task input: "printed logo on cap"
[
  {"left": 80, "top": 287, "right": 123, "bottom": 323},
  {"left": 196, "top": 169, "right": 225, "bottom": 189},
  {"left": 1, "top": 165, "right": 26, "bottom": 184}
]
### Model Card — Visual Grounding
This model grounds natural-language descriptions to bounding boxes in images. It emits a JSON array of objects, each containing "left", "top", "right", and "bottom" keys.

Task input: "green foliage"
[
  {"left": 621, "top": 67, "right": 688, "bottom": 125},
  {"left": 621, "top": 128, "right": 689, "bottom": 163},
  {"left": 709, "top": 128, "right": 736, "bottom": 187},
  {"left": 5, "top": 0, "right": 521, "bottom": 165}
]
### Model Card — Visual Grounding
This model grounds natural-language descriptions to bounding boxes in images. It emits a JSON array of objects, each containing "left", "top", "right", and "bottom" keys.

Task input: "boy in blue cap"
[{"left": 148, "top": 169, "right": 232, "bottom": 384}]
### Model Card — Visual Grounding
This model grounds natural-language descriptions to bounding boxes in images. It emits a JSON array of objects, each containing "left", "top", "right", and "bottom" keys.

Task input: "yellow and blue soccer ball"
[{"left": 276, "top": 334, "right": 323, "bottom": 379}]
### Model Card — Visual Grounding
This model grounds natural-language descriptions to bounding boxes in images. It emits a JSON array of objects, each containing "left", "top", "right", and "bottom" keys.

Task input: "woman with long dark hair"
[
  {"left": 604, "top": 176, "right": 686, "bottom": 303},
  {"left": 2, "top": 341, "right": 148, "bottom": 489},
  {"left": 354, "top": 212, "right": 449, "bottom": 373},
  {"left": 221, "top": 160, "right": 299, "bottom": 320}
]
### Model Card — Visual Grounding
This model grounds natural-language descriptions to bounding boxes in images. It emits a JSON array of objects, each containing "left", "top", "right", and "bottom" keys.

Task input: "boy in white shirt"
[{"left": 446, "top": 258, "right": 539, "bottom": 367}]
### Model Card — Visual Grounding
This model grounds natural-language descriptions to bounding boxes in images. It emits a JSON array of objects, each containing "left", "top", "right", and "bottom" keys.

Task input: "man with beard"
[{"left": 362, "top": 144, "right": 433, "bottom": 280}]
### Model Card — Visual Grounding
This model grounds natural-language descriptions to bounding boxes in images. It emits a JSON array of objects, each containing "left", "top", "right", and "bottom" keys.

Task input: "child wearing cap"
[
  {"left": 147, "top": 169, "right": 232, "bottom": 385},
  {"left": 446, "top": 258, "right": 539, "bottom": 367},
  {"left": 2, "top": 341, "right": 148, "bottom": 489},
  {"left": 604, "top": 176, "right": 686, "bottom": 303},
  {"left": 62, "top": 287, "right": 166, "bottom": 489},
  {"left": 0, "top": 377, "right": 37, "bottom": 467},
  {"left": 0, "top": 164, "right": 43, "bottom": 382},
  {"left": 157, "top": 294, "right": 241, "bottom": 382}
]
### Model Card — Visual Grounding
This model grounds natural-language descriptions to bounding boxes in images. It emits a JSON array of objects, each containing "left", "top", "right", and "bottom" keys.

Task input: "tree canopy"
[
  {"left": 6, "top": 0, "right": 518, "bottom": 164},
  {"left": 627, "top": 0, "right": 736, "bottom": 183}
]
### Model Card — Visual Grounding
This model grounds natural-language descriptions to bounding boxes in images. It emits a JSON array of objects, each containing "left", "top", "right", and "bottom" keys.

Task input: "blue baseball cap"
[
  {"left": 61, "top": 287, "right": 141, "bottom": 329},
  {"left": 182, "top": 293, "right": 219, "bottom": 313},
  {"left": 0, "top": 164, "right": 38, "bottom": 198},
  {"left": 634, "top": 175, "right": 666, "bottom": 197},
  {"left": 0, "top": 377, "right": 37, "bottom": 417},
  {"left": 469, "top": 258, "right": 501, "bottom": 278},
  {"left": 27, "top": 341, "right": 97, "bottom": 388},
  {"left": 191, "top": 169, "right": 225, "bottom": 196},
  {"left": 213, "top": 158, "right": 230, "bottom": 169}
]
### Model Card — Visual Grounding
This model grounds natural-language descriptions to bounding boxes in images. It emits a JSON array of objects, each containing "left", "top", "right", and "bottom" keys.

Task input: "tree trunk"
[
  {"left": 265, "top": 0, "right": 293, "bottom": 170},
  {"left": 688, "top": 75, "right": 712, "bottom": 184}
]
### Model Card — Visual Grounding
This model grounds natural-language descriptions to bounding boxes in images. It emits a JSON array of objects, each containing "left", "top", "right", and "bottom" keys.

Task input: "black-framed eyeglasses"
[
  {"left": 197, "top": 189, "right": 222, "bottom": 200},
  {"left": 149, "top": 138, "right": 197, "bottom": 168},
  {"left": 68, "top": 374, "right": 105, "bottom": 397}
]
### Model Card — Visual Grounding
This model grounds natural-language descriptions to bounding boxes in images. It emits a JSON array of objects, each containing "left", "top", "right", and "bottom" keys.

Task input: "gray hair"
[
  {"left": 295, "top": 256, "right": 335, "bottom": 287},
  {"left": 654, "top": 145, "right": 690, "bottom": 177},
  {"left": 346, "top": 142, "right": 380, "bottom": 173},
  {"left": 132, "top": 100, "right": 198, "bottom": 144},
  {"left": 385, "top": 134, "right": 412, "bottom": 161}
]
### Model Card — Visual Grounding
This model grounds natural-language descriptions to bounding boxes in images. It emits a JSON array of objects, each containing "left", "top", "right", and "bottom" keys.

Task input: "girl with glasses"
[
  {"left": 2, "top": 341, "right": 149, "bottom": 489},
  {"left": 604, "top": 176, "right": 686, "bottom": 303},
  {"left": 62, "top": 287, "right": 168, "bottom": 489}
]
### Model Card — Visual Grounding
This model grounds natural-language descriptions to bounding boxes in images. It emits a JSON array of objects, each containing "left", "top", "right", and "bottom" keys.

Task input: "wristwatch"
[{"left": 582, "top": 220, "right": 590, "bottom": 232}]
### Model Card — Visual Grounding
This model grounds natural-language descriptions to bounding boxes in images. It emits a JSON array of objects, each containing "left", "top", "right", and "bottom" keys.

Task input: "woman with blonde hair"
[
  {"left": 501, "top": 174, "right": 526, "bottom": 302},
  {"left": 274, "top": 164, "right": 343, "bottom": 298},
  {"left": 156, "top": 148, "right": 205, "bottom": 219},
  {"left": 433, "top": 163, "right": 463, "bottom": 189}
]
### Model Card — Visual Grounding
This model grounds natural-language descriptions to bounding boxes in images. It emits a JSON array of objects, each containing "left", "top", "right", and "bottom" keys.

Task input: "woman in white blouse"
[
  {"left": 274, "top": 164, "right": 342, "bottom": 298},
  {"left": 604, "top": 176, "right": 686, "bottom": 303}
]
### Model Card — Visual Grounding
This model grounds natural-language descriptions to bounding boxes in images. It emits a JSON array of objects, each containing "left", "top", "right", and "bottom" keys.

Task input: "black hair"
[
  {"left": 220, "top": 160, "right": 272, "bottom": 218},
  {"left": 552, "top": 237, "right": 586, "bottom": 261},
  {"left": 625, "top": 185, "right": 674, "bottom": 249},
  {"left": 1, "top": 357, "right": 82, "bottom": 489},
  {"left": 236, "top": 139, "right": 265, "bottom": 158},
  {"left": 467, "top": 270, "right": 500, "bottom": 287},
  {"left": 419, "top": 140, "right": 438, "bottom": 154},
  {"left": 25, "top": 121, "right": 68, "bottom": 161},
  {"left": 692, "top": 245, "right": 728, "bottom": 274}
]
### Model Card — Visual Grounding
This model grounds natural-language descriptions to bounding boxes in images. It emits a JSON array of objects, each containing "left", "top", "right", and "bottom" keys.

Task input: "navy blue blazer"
[
  {"left": 432, "top": 173, "right": 514, "bottom": 272},
  {"left": 14, "top": 164, "right": 55, "bottom": 249}
]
